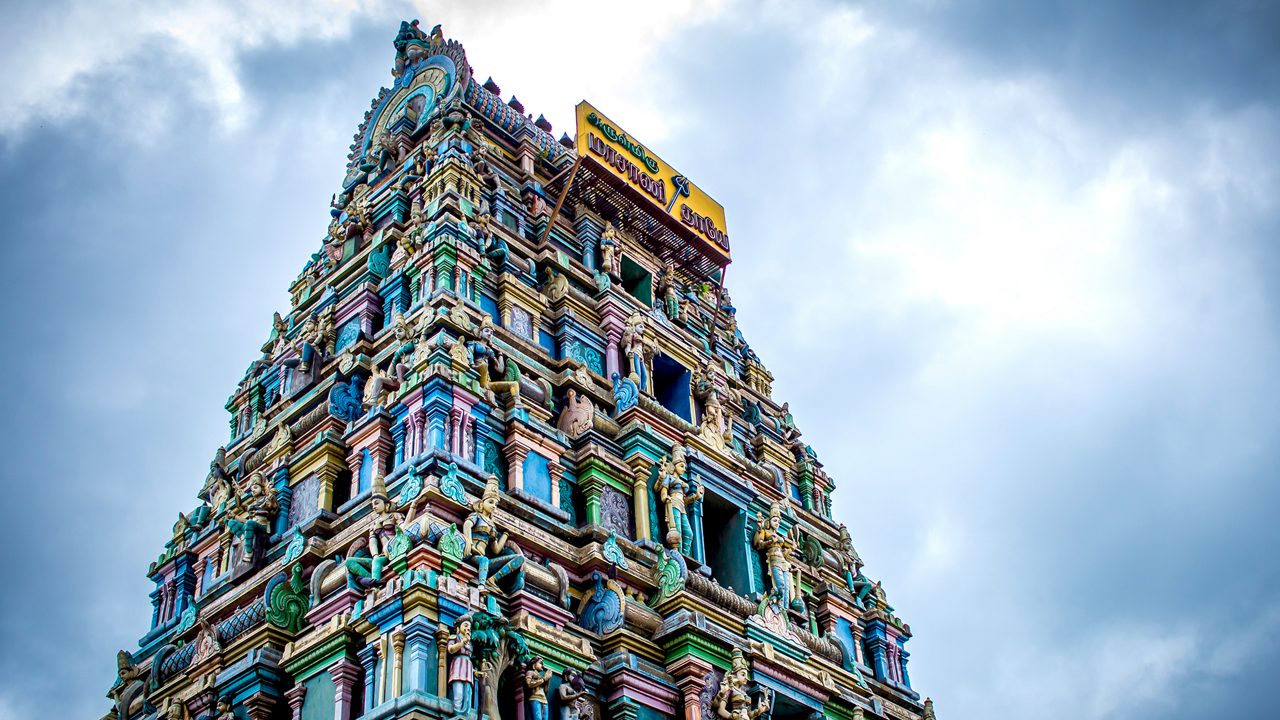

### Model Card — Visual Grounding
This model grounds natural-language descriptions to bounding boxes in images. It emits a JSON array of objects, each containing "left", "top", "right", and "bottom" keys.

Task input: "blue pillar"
[
  {"left": 272, "top": 467, "right": 292, "bottom": 536},
  {"left": 358, "top": 644, "right": 379, "bottom": 711}
]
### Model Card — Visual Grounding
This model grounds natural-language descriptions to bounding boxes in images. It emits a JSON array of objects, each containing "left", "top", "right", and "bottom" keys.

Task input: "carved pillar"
[
  {"left": 317, "top": 466, "right": 340, "bottom": 513},
  {"left": 631, "top": 469, "right": 652, "bottom": 542},
  {"left": 548, "top": 461, "right": 564, "bottom": 509},
  {"left": 691, "top": 495, "right": 706, "bottom": 564},
  {"left": 347, "top": 450, "right": 364, "bottom": 501},
  {"left": 392, "top": 421, "right": 408, "bottom": 469},
  {"left": 504, "top": 444, "right": 529, "bottom": 494},
  {"left": 668, "top": 657, "right": 713, "bottom": 720},
  {"left": 285, "top": 684, "right": 307, "bottom": 720},
  {"left": 242, "top": 691, "right": 278, "bottom": 720},
  {"left": 413, "top": 409, "right": 427, "bottom": 456},
  {"left": 405, "top": 622, "right": 434, "bottom": 693},
  {"left": 330, "top": 658, "right": 362, "bottom": 720},
  {"left": 272, "top": 466, "right": 293, "bottom": 535},
  {"left": 866, "top": 636, "right": 888, "bottom": 682},
  {"left": 358, "top": 643, "right": 379, "bottom": 712},
  {"left": 450, "top": 408, "right": 464, "bottom": 457},
  {"left": 391, "top": 630, "right": 406, "bottom": 698}
]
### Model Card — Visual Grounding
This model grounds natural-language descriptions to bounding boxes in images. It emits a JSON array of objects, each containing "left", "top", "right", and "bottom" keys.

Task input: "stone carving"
[
  {"left": 444, "top": 616, "right": 475, "bottom": 714},
  {"left": 753, "top": 501, "right": 805, "bottom": 613},
  {"left": 558, "top": 668, "right": 595, "bottom": 720},
  {"left": 542, "top": 266, "right": 570, "bottom": 302},
  {"left": 468, "top": 316, "right": 522, "bottom": 407},
  {"left": 621, "top": 312, "right": 656, "bottom": 393},
  {"left": 602, "top": 531, "right": 629, "bottom": 569},
  {"left": 343, "top": 475, "right": 418, "bottom": 590},
  {"left": 463, "top": 477, "right": 526, "bottom": 593},
  {"left": 599, "top": 221, "right": 622, "bottom": 279},
  {"left": 611, "top": 372, "right": 639, "bottom": 414},
  {"left": 524, "top": 656, "right": 552, "bottom": 720},
  {"left": 577, "top": 569, "right": 625, "bottom": 634},
  {"left": 657, "top": 260, "right": 683, "bottom": 322},
  {"left": 265, "top": 563, "right": 310, "bottom": 633},
  {"left": 225, "top": 471, "right": 279, "bottom": 564},
  {"left": 655, "top": 446, "right": 703, "bottom": 556},
  {"left": 327, "top": 374, "right": 365, "bottom": 422},
  {"left": 556, "top": 388, "right": 594, "bottom": 439},
  {"left": 111, "top": 650, "right": 150, "bottom": 720},
  {"left": 439, "top": 461, "right": 466, "bottom": 504},
  {"left": 600, "top": 485, "right": 632, "bottom": 538},
  {"left": 714, "top": 649, "right": 772, "bottom": 720}
]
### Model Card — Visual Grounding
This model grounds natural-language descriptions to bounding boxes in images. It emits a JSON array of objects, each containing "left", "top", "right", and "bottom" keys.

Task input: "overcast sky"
[{"left": 1, "top": 1, "right": 1277, "bottom": 718}]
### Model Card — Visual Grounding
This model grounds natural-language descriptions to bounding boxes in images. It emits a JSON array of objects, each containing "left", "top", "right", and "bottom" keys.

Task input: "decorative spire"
[
  {"left": 483, "top": 76, "right": 501, "bottom": 95},
  {"left": 507, "top": 95, "right": 524, "bottom": 113},
  {"left": 534, "top": 114, "right": 552, "bottom": 132}
]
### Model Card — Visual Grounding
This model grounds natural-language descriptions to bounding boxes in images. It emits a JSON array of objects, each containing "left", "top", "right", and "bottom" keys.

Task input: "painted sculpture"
[
  {"left": 463, "top": 477, "right": 526, "bottom": 593},
  {"left": 105, "top": 21, "right": 928, "bottom": 720}
]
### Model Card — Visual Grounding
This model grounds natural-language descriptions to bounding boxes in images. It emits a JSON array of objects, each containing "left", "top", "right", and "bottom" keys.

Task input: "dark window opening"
[
  {"left": 702, "top": 492, "right": 753, "bottom": 595},
  {"left": 620, "top": 256, "right": 652, "bottom": 306},
  {"left": 652, "top": 354, "right": 691, "bottom": 422}
]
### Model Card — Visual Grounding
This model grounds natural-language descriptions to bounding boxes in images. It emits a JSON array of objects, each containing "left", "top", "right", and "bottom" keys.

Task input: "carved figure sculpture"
[
  {"left": 621, "top": 312, "right": 656, "bottom": 394},
  {"left": 468, "top": 316, "right": 521, "bottom": 407},
  {"left": 657, "top": 260, "right": 682, "bottom": 322},
  {"left": 556, "top": 388, "right": 594, "bottom": 439},
  {"left": 524, "top": 656, "right": 552, "bottom": 720},
  {"left": 655, "top": 448, "right": 703, "bottom": 556},
  {"left": 462, "top": 477, "right": 526, "bottom": 592},
  {"left": 753, "top": 501, "right": 806, "bottom": 612},
  {"left": 344, "top": 475, "right": 417, "bottom": 590},
  {"left": 543, "top": 266, "right": 570, "bottom": 302},
  {"left": 362, "top": 363, "right": 402, "bottom": 411},
  {"left": 213, "top": 698, "right": 235, "bottom": 720},
  {"left": 111, "top": 650, "right": 148, "bottom": 720},
  {"left": 558, "top": 669, "right": 591, "bottom": 720},
  {"left": 446, "top": 616, "right": 475, "bottom": 714},
  {"left": 225, "top": 471, "right": 279, "bottom": 563},
  {"left": 714, "top": 649, "right": 772, "bottom": 720},
  {"left": 599, "top": 222, "right": 622, "bottom": 279}
]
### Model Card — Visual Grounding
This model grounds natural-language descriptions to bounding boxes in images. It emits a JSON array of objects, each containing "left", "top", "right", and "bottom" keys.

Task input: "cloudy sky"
[{"left": 1, "top": 1, "right": 1277, "bottom": 718}]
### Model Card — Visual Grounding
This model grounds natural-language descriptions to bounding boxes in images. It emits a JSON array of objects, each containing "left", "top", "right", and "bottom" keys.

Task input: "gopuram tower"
[{"left": 105, "top": 21, "right": 932, "bottom": 720}]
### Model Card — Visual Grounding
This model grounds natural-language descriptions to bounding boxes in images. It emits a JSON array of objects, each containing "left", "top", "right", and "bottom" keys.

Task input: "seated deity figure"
[
  {"left": 462, "top": 477, "right": 526, "bottom": 592},
  {"left": 655, "top": 446, "right": 703, "bottom": 556},
  {"left": 344, "top": 475, "right": 417, "bottom": 590},
  {"left": 468, "top": 316, "right": 522, "bottom": 406},
  {"left": 225, "top": 471, "right": 279, "bottom": 563},
  {"left": 621, "top": 312, "right": 656, "bottom": 394},
  {"left": 752, "top": 501, "right": 806, "bottom": 612},
  {"left": 715, "top": 649, "right": 772, "bottom": 720}
]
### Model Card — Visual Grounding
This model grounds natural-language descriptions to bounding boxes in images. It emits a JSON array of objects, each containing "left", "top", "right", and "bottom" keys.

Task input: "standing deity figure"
[
  {"left": 753, "top": 501, "right": 805, "bottom": 612},
  {"left": 836, "top": 524, "right": 867, "bottom": 596},
  {"left": 557, "top": 669, "right": 592, "bottom": 720},
  {"left": 715, "top": 649, "right": 772, "bottom": 720},
  {"left": 445, "top": 616, "right": 475, "bottom": 714},
  {"left": 524, "top": 657, "right": 552, "bottom": 720},
  {"left": 599, "top": 222, "right": 622, "bottom": 279},
  {"left": 463, "top": 477, "right": 526, "bottom": 592},
  {"left": 344, "top": 475, "right": 417, "bottom": 590},
  {"left": 693, "top": 358, "right": 734, "bottom": 446},
  {"left": 399, "top": 197, "right": 427, "bottom": 258},
  {"left": 655, "top": 446, "right": 703, "bottom": 556},
  {"left": 621, "top": 312, "right": 656, "bottom": 394},
  {"left": 657, "top": 260, "right": 682, "bottom": 322},
  {"left": 225, "top": 471, "right": 279, "bottom": 563}
]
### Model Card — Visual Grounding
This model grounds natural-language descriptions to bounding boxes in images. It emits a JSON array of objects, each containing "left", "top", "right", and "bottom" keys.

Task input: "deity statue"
[
  {"left": 557, "top": 669, "right": 593, "bottom": 720},
  {"left": 555, "top": 388, "right": 594, "bottom": 439},
  {"left": 213, "top": 698, "right": 236, "bottom": 720},
  {"left": 468, "top": 316, "right": 521, "bottom": 407},
  {"left": 621, "top": 312, "right": 656, "bottom": 394},
  {"left": 111, "top": 650, "right": 149, "bottom": 720},
  {"left": 445, "top": 615, "right": 475, "bottom": 714},
  {"left": 543, "top": 266, "right": 570, "bottom": 302},
  {"left": 654, "top": 447, "right": 703, "bottom": 556},
  {"left": 201, "top": 446, "right": 234, "bottom": 518},
  {"left": 752, "top": 501, "right": 805, "bottom": 613},
  {"left": 399, "top": 197, "right": 426, "bottom": 258},
  {"left": 462, "top": 477, "right": 526, "bottom": 593},
  {"left": 657, "top": 260, "right": 683, "bottom": 322},
  {"left": 344, "top": 475, "right": 417, "bottom": 590},
  {"left": 524, "top": 656, "right": 552, "bottom": 720},
  {"left": 599, "top": 222, "right": 622, "bottom": 279},
  {"left": 362, "top": 363, "right": 402, "bottom": 411},
  {"left": 483, "top": 228, "right": 510, "bottom": 271},
  {"left": 836, "top": 524, "right": 867, "bottom": 596},
  {"left": 287, "top": 306, "right": 334, "bottom": 375},
  {"left": 225, "top": 471, "right": 279, "bottom": 563},
  {"left": 714, "top": 649, "right": 772, "bottom": 720}
]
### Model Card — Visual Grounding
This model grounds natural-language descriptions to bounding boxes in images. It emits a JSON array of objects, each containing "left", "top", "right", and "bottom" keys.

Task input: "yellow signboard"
[{"left": 575, "top": 101, "right": 730, "bottom": 262}]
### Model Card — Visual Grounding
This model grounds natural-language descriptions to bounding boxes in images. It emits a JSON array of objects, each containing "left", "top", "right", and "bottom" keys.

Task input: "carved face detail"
[
  {"left": 371, "top": 496, "right": 388, "bottom": 514},
  {"left": 479, "top": 494, "right": 498, "bottom": 515},
  {"left": 456, "top": 619, "right": 472, "bottom": 637}
]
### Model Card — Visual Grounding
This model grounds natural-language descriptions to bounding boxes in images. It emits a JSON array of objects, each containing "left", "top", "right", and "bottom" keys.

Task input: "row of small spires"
[{"left": 480, "top": 76, "right": 574, "bottom": 149}]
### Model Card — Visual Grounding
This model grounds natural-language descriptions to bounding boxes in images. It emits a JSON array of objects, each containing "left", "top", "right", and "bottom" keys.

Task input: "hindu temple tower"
[{"left": 104, "top": 21, "right": 933, "bottom": 720}]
